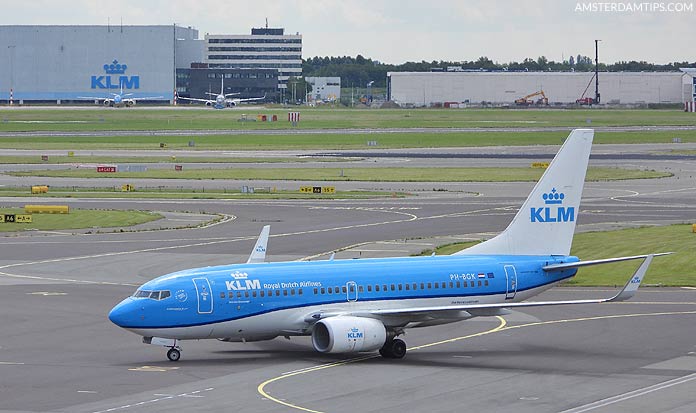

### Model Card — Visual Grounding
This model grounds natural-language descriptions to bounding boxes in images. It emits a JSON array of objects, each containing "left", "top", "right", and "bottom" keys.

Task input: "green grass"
[
  {"left": 0, "top": 207, "right": 162, "bottom": 232},
  {"left": 1, "top": 108, "right": 695, "bottom": 132},
  {"left": 568, "top": 225, "right": 695, "bottom": 286},
  {"left": 0, "top": 155, "right": 355, "bottom": 164},
  {"left": 1, "top": 130, "right": 694, "bottom": 150},
  {"left": 6, "top": 166, "right": 670, "bottom": 182},
  {"left": 416, "top": 225, "right": 696, "bottom": 286},
  {"left": 0, "top": 187, "right": 403, "bottom": 200}
]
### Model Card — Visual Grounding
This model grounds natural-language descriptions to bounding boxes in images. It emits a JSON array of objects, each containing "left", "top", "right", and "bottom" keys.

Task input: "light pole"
[
  {"left": 291, "top": 79, "right": 297, "bottom": 104},
  {"left": 594, "top": 39, "right": 601, "bottom": 104},
  {"left": 8, "top": 45, "right": 15, "bottom": 104}
]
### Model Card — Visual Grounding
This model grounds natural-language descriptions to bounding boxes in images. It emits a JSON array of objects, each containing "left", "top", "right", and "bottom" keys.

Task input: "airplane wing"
[
  {"left": 367, "top": 254, "right": 655, "bottom": 318},
  {"left": 247, "top": 225, "right": 270, "bottom": 264},
  {"left": 232, "top": 94, "right": 266, "bottom": 104},
  {"left": 308, "top": 254, "right": 660, "bottom": 324},
  {"left": 224, "top": 93, "right": 241, "bottom": 97},
  {"left": 177, "top": 96, "right": 213, "bottom": 104},
  {"left": 77, "top": 97, "right": 114, "bottom": 103},
  {"left": 130, "top": 96, "right": 164, "bottom": 101}
]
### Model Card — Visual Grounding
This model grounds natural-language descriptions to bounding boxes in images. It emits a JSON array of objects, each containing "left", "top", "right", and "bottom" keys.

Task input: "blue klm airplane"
[
  {"left": 109, "top": 129, "right": 668, "bottom": 361},
  {"left": 78, "top": 83, "right": 163, "bottom": 108},
  {"left": 177, "top": 77, "right": 265, "bottom": 109}
]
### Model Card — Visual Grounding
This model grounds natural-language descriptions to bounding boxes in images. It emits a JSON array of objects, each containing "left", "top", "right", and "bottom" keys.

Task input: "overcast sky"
[{"left": 2, "top": 0, "right": 694, "bottom": 64}]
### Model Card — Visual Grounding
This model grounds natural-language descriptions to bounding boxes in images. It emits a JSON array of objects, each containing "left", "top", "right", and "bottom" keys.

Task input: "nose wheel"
[{"left": 167, "top": 347, "right": 181, "bottom": 362}]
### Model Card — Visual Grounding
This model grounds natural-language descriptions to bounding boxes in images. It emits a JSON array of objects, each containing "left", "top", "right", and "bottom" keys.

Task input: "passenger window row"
[
  {"left": 221, "top": 289, "right": 304, "bottom": 300},
  {"left": 311, "top": 280, "right": 489, "bottom": 295}
]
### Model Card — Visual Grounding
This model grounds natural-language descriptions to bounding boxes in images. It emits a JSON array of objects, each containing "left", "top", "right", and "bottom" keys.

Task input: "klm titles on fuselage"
[
  {"left": 225, "top": 271, "right": 322, "bottom": 291},
  {"left": 531, "top": 189, "right": 575, "bottom": 223},
  {"left": 91, "top": 60, "right": 139, "bottom": 90}
]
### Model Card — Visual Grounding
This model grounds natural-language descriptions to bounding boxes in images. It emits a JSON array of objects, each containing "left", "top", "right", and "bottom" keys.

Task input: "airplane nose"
[{"left": 109, "top": 299, "right": 136, "bottom": 327}]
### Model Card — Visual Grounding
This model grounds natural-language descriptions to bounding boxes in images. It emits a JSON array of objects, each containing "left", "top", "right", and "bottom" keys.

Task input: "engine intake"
[{"left": 312, "top": 316, "right": 386, "bottom": 353}]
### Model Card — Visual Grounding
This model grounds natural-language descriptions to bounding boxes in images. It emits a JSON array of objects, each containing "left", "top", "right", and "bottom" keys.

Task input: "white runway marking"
[
  {"left": 0, "top": 208, "right": 418, "bottom": 284},
  {"left": 91, "top": 388, "right": 214, "bottom": 413},
  {"left": 558, "top": 372, "right": 696, "bottom": 413}
]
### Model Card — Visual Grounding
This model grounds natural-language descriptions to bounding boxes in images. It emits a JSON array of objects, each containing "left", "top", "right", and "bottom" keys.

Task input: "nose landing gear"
[{"left": 143, "top": 337, "right": 182, "bottom": 361}]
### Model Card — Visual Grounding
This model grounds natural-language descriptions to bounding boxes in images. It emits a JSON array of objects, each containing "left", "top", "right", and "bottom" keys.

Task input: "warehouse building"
[
  {"left": 387, "top": 71, "right": 691, "bottom": 107},
  {"left": 305, "top": 77, "right": 341, "bottom": 103},
  {"left": 0, "top": 25, "right": 200, "bottom": 103},
  {"left": 0, "top": 24, "right": 300, "bottom": 104}
]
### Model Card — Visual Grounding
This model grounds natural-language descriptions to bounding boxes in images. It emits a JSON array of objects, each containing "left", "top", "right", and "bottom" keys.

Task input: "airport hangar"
[
  {"left": 0, "top": 25, "right": 302, "bottom": 104},
  {"left": 387, "top": 70, "right": 696, "bottom": 107}
]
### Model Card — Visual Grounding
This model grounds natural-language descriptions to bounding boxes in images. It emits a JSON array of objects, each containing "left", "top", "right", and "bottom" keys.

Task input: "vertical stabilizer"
[
  {"left": 247, "top": 225, "right": 271, "bottom": 264},
  {"left": 455, "top": 129, "right": 594, "bottom": 256}
]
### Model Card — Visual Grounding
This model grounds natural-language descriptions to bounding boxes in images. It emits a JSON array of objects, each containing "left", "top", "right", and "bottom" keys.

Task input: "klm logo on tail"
[{"left": 530, "top": 188, "right": 575, "bottom": 223}]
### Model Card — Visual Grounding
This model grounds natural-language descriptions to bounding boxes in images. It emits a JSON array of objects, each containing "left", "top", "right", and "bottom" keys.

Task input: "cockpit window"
[
  {"left": 133, "top": 290, "right": 151, "bottom": 298},
  {"left": 132, "top": 289, "right": 171, "bottom": 300}
]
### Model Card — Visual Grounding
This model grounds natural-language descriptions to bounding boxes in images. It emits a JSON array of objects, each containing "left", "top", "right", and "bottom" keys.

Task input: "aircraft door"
[
  {"left": 346, "top": 281, "right": 358, "bottom": 302},
  {"left": 192, "top": 277, "right": 214, "bottom": 314},
  {"left": 504, "top": 265, "right": 517, "bottom": 299}
]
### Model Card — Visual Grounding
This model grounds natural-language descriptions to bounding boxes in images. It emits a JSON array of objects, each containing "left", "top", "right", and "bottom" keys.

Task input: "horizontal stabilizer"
[{"left": 543, "top": 252, "right": 671, "bottom": 271}]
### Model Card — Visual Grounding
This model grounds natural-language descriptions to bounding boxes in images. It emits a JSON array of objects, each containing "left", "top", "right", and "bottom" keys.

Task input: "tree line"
[{"left": 303, "top": 55, "right": 696, "bottom": 88}]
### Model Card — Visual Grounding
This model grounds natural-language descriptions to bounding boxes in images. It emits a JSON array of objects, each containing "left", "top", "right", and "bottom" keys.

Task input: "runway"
[
  {"left": 0, "top": 146, "right": 695, "bottom": 412},
  {"left": 0, "top": 283, "right": 693, "bottom": 413}
]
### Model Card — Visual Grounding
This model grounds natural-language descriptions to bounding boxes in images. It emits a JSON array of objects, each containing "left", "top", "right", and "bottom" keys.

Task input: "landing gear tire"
[
  {"left": 379, "top": 339, "right": 407, "bottom": 359},
  {"left": 167, "top": 348, "right": 181, "bottom": 362}
]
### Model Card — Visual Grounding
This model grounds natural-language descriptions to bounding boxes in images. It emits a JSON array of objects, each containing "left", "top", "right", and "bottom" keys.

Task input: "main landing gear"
[
  {"left": 379, "top": 338, "right": 407, "bottom": 359},
  {"left": 166, "top": 347, "right": 181, "bottom": 362}
]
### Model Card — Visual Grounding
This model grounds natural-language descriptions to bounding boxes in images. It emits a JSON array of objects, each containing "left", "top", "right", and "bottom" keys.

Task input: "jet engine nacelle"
[
  {"left": 205, "top": 101, "right": 213, "bottom": 106},
  {"left": 311, "top": 316, "right": 386, "bottom": 353},
  {"left": 103, "top": 100, "right": 112, "bottom": 107}
]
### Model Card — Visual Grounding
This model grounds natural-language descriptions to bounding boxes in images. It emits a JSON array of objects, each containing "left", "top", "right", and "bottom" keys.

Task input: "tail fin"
[{"left": 455, "top": 129, "right": 594, "bottom": 256}]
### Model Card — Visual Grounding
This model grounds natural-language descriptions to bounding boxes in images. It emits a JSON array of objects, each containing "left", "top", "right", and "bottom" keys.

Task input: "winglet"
[
  {"left": 246, "top": 225, "right": 270, "bottom": 264},
  {"left": 608, "top": 254, "right": 653, "bottom": 302}
]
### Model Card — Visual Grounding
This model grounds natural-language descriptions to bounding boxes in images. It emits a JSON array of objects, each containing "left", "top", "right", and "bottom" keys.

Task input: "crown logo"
[
  {"left": 542, "top": 188, "right": 564, "bottom": 205},
  {"left": 231, "top": 271, "right": 248, "bottom": 280},
  {"left": 103, "top": 59, "right": 127, "bottom": 75},
  {"left": 350, "top": 327, "right": 359, "bottom": 333}
]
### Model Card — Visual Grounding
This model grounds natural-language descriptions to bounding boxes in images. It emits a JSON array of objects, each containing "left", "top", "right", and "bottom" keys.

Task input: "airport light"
[
  {"left": 594, "top": 39, "right": 601, "bottom": 104},
  {"left": 7, "top": 45, "right": 15, "bottom": 102}
]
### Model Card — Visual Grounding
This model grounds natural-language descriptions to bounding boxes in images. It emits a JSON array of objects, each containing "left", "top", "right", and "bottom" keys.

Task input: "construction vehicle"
[
  {"left": 515, "top": 90, "right": 549, "bottom": 106},
  {"left": 576, "top": 74, "right": 596, "bottom": 105}
]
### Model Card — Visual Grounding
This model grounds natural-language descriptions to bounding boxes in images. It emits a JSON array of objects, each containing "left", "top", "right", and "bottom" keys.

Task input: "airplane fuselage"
[{"left": 109, "top": 254, "right": 578, "bottom": 341}]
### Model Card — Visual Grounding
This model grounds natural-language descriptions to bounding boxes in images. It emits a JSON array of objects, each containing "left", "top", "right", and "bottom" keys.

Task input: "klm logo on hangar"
[
  {"left": 91, "top": 60, "right": 139, "bottom": 89},
  {"left": 530, "top": 188, "right": 575, "bottom": 223}
]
